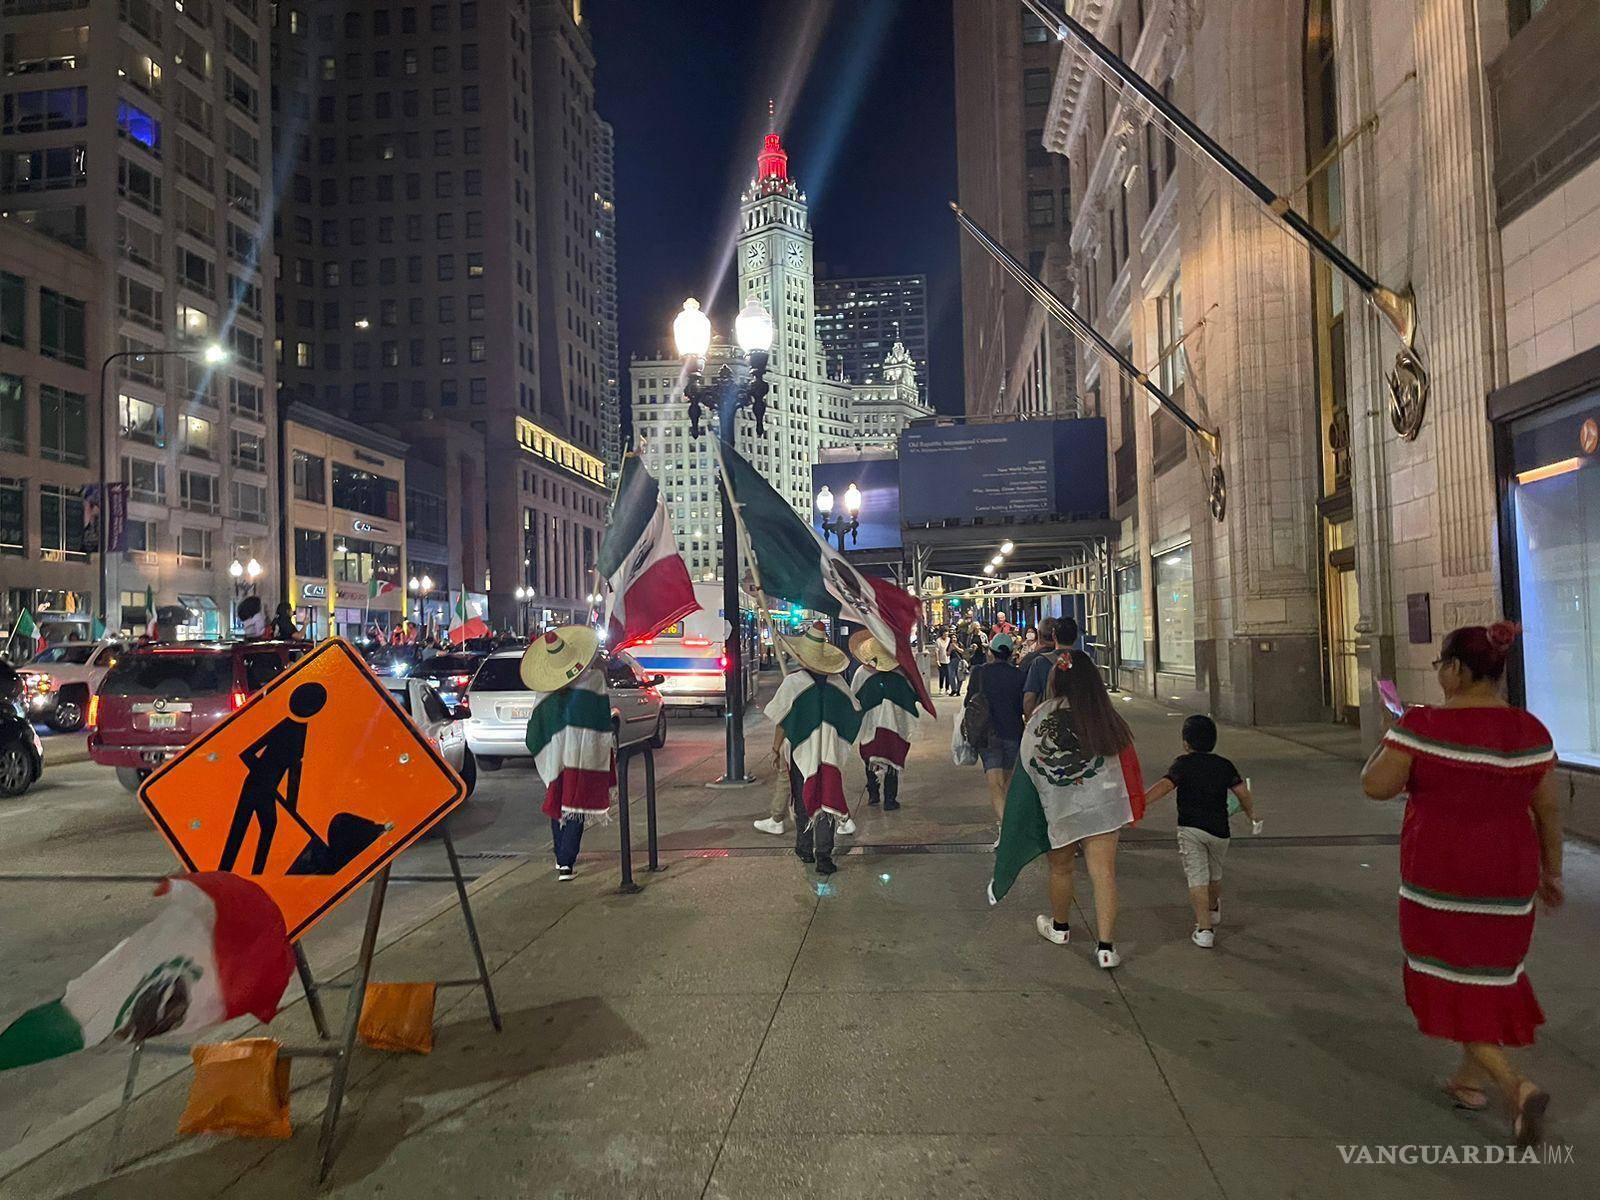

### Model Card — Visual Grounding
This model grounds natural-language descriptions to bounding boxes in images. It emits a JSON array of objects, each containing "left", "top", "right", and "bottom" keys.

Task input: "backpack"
[{"left": 961, "top": 680, "right": 995, "bottom": 750}]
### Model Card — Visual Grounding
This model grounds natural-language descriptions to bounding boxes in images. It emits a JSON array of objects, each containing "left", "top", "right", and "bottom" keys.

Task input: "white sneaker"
[
  {"left": 1191, "top": 927, "right": 1215, "bottom": 948},
  {"left": 1097, "top": 946, "right": 1121, "bottom": 969},
  {"left": 1035, "top": 915, "right": 1070, "bottom": 945},
  {"left": 837, "top": 816, "right": 857, "bottom": 836},
  {"left": 752, "top": 818, "right": 786, "bottom": 836},
  {"left": 1209, "top": 905, "right": 1222, "bottom": 928},
  {"left": 990, "top": 826, "right": 1002, "bottom": 851},
  {"left": 556, "top": 866, "right": 575, "bottom": 882}
]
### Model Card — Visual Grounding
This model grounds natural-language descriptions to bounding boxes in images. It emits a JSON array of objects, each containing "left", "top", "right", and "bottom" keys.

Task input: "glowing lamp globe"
[
  {"left": 734, "top": 298, "right": 774, "bottom": 354},
  {"left": 673, "top": 298, "right": 712, "bottom": 360},
  {"left": 843, "top": 483, "right": 862, "bottom": 515}
]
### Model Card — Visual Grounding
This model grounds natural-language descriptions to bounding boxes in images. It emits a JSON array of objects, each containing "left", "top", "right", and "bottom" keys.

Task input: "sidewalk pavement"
[{"left": 3, "top": 691, "right": 1597, "bottom": 1199}]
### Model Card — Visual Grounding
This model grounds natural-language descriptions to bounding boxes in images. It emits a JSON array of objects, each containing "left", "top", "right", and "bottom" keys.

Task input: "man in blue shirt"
[{"left": 1022, "top": 616, "right": 1079, "bottom": 718}]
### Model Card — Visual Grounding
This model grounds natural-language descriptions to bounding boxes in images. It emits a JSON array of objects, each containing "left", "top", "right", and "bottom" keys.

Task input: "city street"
[{"left": 2, "top": 685, "right": 1596, "bottom": 1198}]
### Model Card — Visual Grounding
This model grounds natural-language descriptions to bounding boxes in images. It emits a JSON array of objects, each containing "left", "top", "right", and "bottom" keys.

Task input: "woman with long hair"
[
  {"left": 988, "top": 650, "right": 1145, "bottom": 969},
  {"left": 1361, "top": 622, "right": 1561, "bottom": 1146}
]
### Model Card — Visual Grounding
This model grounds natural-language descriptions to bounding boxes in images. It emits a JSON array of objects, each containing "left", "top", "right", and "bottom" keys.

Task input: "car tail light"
[
  {"left": 449, "top": 673, "right": 471, "bottom": 688},
  {"left": 231, "top": 690, "right": 248, "bottom": 710},
  {"left": 86, "top": 694, "right": 100, "bottom": 729}
]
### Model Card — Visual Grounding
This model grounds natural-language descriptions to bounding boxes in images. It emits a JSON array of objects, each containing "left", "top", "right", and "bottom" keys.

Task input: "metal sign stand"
[
  {"left": 614, "top": 745, "right": 663, "bottom": 895},
  {"left": 103, "top": 826, "right": 500, "bottom": 1181}
]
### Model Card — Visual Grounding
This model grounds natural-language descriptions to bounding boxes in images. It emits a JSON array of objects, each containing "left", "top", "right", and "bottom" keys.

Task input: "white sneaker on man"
[
  {"left": 752, "top": 818, "right": 786, "bottom": 836},
  {"left": 1191, "top": 927, "right": 1216, "bottom": 948},
  {"left": 1096, "top": 946, "right": 1122, "bottom": 969},
  {"left": 837, "top": 816, "right": 857, "bottom": 836},
  {"left": 1035, "top": 915, "right": 1070, "bottom": 945}
]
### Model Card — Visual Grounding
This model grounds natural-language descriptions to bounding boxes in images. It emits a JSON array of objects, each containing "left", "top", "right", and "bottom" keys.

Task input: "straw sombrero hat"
[
  {"left": 848, "top": 629, "right": 899, "bottom": 673},
  {"left": 519, "top": 625, "right": 600, "bottom": 691},
  {"left": 781, "top": 622, "right": 850, "bottom": 676}
]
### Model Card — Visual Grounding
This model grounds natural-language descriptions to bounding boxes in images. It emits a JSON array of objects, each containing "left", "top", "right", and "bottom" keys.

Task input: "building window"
[
  {"left": 293, "top": 449, "right": 326, "bottom": 502},
  {"left": 1022, "top": 11, "right": 1050, "bottom": 42},
  {"left": 177, "top": 526, "right": 213, "bottom": 569},
  {"left": 0, "top": 477, "right": 23, "bottom": 556},
  {"left": 39, "top": 483, "right": 87, "bottom": 562},
  {"left": 231, "top": 429, "right": 265, "bottom": 471},
  {"left": 295, "top": 527, "right": 327, "bottom": 577},
  {"left": 39, "top": 289, "right": 87, "bottom": 365},
  {"left": 119, "top": 393, "right": 165, "bottom": 445},
  {"left": 123, "top": 456, "right": 166, "bottom": 504},
  {"left": 1153, "top": 545, "right": 1195, "bottom": 672},
  {"left": 180, "top": 469, "right": 220, "bottom": 514},
  {"left": 1023, "top": 68, "right": 1052, "bottom": 108},
  {"left": 232, "top": 480, "right": 266, "bottom": 522},
  {"left": 331, "top": 463, "right": 400, "bottom": 520},
  {"left": 39, "top": 385, "right": 87, "bottom": 465},
  {"left": 1027, "top": 190, "right": 1055, "bottom": 227},
  {"left": 180, "top": 413, "right": 214, "bottom": 459},
  {"left": 0, "top": 272, "right": 24, "bottom": 346},
  {"left": 0, "top": 374, "right": 23, "bottom": 453}
]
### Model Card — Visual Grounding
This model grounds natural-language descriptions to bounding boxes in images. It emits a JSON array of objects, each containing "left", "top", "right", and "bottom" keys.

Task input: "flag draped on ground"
[
  {"left": 988, "top": 704, "right": 1146, "bottom": 905},
  {"left": 448, "top": 592, "right": 489, "bottom": 644},
  {"left": 765, "top": 671, "right": 862, "bottom": 820},
  {"left": 525, "top": 671, "right": 615, "bottom": 824},
  {"left": 714, "top": 442, "right": 934, "bottom": 716},
  {"left": 0, "top": 874, "right": 293, "bottom": 1071},
  {"left": 596, "top": 455, "right": 699, "bottom": 649},
  {"left": 850, "top": 666, "right": 921, "bottom": 771}
]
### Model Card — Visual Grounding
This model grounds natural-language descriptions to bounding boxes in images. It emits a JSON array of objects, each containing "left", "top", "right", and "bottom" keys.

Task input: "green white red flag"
[
  {"left": 850, "top": 665, "right": 921, "bottom": 771},
  {"left": 765, "top": 671, "right": 862, "bottom": 820},
  {"left": 0, "top": 874, "right": 293, "bottom": 1071},
  {"left": 448, "top": 592, "right": 489, "bottom": 644},
  {"left": 10, "top": 609, "right": 45, "bottom": 655},
  {"left": 524, "top": 671, "right": 614, "bottom": 823},
  {"left": 714, "top": 442, "right": 934, "bottom": 716},
  {"left": 595, "top": 455, "right": 699, "bottom": 649},
  {"left": 368, "top": 578, "right": 398, "bottom": 600}
]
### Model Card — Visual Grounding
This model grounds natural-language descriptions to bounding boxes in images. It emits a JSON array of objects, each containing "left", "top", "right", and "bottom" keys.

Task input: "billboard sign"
[{"left": 898, "top": 419, "right": 1110, "bottom": 524}]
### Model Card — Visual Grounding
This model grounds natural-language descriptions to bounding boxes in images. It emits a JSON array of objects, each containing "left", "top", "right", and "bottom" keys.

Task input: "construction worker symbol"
[{"left": 137, "top": 639, "right": 466, "bottom": 940}]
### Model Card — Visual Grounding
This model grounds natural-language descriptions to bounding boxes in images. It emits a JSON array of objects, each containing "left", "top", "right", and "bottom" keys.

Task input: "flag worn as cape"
[
  {"left": 448, "top": 592, "right": 490, "bottom": 644},
  {"left": 525, "top": 670, "right": 615, "bottom": 824},
  {"left": 596, "top": 456, "right": 699, "bottom": 649},
  {"left": 850, "top": 665, "right": 920, "bottom": 771},
  {"left": 0, "top": 874, "right": 292, "bottom": 1071},
  {"left": 988, "top": 701, "right": 1146, "bottom": 904},
  {"left": 765, "top": 671, "right": 862, "bottom": 820},
  {"left": 714, "top": 441, "right": 934, "bottom": 717}
]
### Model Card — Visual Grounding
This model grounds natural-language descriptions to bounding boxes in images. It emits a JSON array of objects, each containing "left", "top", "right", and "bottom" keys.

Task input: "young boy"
[{"left": 1142, "top": 714, "right": 1261, "bottom": 948}]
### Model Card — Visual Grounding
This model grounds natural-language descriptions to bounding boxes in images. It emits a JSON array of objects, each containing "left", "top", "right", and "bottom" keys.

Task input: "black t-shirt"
[
  {"left": 1164, "top": 752, "right": 1242, "bottom": 839},
  {"left": 969, "top": 660, "right": 1025, "bottom": 740}
]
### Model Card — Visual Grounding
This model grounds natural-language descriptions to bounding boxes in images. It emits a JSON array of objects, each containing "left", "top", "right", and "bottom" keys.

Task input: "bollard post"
[
  {"left": 615, "top": 745, "right": 641, "bottom": 895},
  {"left": 644, "top": 747, "right": 662, "bottom": 873}
]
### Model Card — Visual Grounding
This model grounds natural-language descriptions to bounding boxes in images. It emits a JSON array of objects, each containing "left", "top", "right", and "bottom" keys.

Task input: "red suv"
[{"left": 89, "top": 640, "right": 311, "bottom": 792}]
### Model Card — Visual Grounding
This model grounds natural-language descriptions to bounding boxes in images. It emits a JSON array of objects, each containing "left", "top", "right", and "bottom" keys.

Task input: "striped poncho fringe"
[
  {"left": 851, "top": 666, "right": 920, "bottom": 772},
  {"left": 766, "top": 672, "right": 863, "bottom": 822},
  {"left": 526, "top": 672, "right": 616, "bottom": 825}
]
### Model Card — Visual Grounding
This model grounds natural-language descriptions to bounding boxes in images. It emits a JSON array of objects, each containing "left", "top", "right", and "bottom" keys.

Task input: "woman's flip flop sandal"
[{"left": 1440, "top": 1081, "right": 1489, "bottom": 1111}]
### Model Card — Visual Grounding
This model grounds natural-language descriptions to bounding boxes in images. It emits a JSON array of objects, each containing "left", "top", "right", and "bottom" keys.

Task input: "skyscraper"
[
  {"left": 271, "top": 0, "right": 609, "bottom": 628},
  {"left": 814, "top": 274, "right": 931, "bottom": 405},
  {"left": 631, "top": 126, "right": 852, "bottom": 580},
  {"left": 593, "top": 117, "right": 621, "bottom": 478}
]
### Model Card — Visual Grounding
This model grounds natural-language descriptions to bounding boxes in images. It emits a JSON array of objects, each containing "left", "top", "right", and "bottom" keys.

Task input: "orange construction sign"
[{"left": 138, "top": 639, "right": 466, "bottom": 940}]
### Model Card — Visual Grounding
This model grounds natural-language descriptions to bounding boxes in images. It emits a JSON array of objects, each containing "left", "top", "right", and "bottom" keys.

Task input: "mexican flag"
[
  {"left": 368, "top": 578, "right": 398, "bottom": 600},
  {"left": 144, "top": 585, "right": 158, "bottom": 638},
  {"left": 10, "top": 609, "right": 46, "bottom": 655},
  {"left": 596, "top": 456, "right": 699, "bottom": 649},
  {"left": 447, "top": 591, "right": 489, "bottom": 644},
  {"left": 765, "top": 671, "right": 862, "bottom": 820},
  {"left": 850, "top": 665, "right": 920, "bottom": 771},
  {"left": 988, "top": 707, "right": 1147, "bottom": 905},
  {"left": 0, "top": 874, "right": 293, "bottom": 1071},
  {"left": 525, "top": 672, "right": 614, "bottom": 824},
  {"left": 715, "top": 442, "right": 934, "bottom": 717}
]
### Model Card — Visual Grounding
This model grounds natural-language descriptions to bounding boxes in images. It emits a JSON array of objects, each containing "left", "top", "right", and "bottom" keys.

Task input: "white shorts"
[{"left": 1176, "top": 826, "right": 1229, "bottom": 887}]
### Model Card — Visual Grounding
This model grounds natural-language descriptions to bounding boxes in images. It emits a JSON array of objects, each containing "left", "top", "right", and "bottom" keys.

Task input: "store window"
[
  {"left": 295, "top": 527, "right": 327, "bottom": 577},
  {"left": 1153, "top": 544, "right": 1195, "bottom": 672},
  {"left": 1116, "top": 562, "right": 1144, "bottom": 665},
  {"left": 293, "top": 449, "right": 326, "bottom": 502},
  {"left": 1505, "top": 389, "right": 1600, "bottom": 766},
  {"left": 331, "top": 463, "right": 400, "bottom": 520}
]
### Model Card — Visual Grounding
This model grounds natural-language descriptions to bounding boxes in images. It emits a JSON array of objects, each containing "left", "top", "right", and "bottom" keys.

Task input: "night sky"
[{"left": 587, "top": 0, "right": 964, "bottom": 419}]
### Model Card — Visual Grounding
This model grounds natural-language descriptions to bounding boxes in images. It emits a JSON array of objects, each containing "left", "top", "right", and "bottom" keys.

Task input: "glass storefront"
[
  {"left": 1505, "top": 389, "right": 1600, "bottom": 766},
  {"left": 1154, "top": 543, "right": 1195, "bottom": 673},
  {"left": 1116, "top": 561, "right": 1144, "bottom": 665}
]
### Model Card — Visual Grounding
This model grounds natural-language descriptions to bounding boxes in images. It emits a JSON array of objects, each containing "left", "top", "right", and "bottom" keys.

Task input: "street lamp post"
[
  {"left": 814, "top": 483, "right": 861, "bottom": 551},
  {"left": 96, "top": 343, "right": 228, "bottom": 625},
  {"left": 673, "top": 297, "right": 773, "bottom": 786},
  {"left": 514, "top": 586, "right": 535, "bottom": 637},
  {"left": 408, "top": 574, "right": 434, "bottom": 633}
]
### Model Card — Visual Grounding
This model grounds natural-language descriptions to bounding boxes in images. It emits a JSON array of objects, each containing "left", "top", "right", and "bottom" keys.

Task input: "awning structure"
[{"left": 177, "top": 594, "right": 217, "bottom": 612}]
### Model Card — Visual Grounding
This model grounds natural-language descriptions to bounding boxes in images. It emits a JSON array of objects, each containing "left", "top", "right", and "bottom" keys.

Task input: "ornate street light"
[{"left": 815, "top": 482, "right": 861, "bottom": 551}]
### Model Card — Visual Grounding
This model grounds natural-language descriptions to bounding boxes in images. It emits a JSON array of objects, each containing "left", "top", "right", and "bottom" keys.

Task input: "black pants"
[
  {"left": 865, "top": 764, "right": 900, "bottom": 805},
  {"left": 937, "top": 662, "right": 951, "bottom": 693},
  {"left": 549, "top": 816, "right": 584, "bottom": 868},
  {"left": 790, "top": 763, "right": 835, "bottom": 864}
]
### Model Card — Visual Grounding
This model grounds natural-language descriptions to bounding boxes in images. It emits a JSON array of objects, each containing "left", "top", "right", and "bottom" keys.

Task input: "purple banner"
[{"left": 106, "top": 482, "right": 128, "bottom": 553}]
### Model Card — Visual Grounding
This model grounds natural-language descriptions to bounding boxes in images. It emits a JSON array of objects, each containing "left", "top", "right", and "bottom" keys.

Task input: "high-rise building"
[
  {"left": 849, "top": 341, "right": 931, "bottom": 449},
  {"left": 953, "top": 0, "right": 1077, "bottom": 418},
  {"left": 630, "top": 127, "right": 852, "bottom": 580},
  {"left": 0, "top": 0, "right": 279, "bottom": 637},
  {"left": 593, "top": 116, "right": 621, "bottom": 478},
  {"left": 814, "top": 274, "right": 931, "bottom": 405},
  {"left": 271, "top": 0, "right": 608, "bottom": 629}
]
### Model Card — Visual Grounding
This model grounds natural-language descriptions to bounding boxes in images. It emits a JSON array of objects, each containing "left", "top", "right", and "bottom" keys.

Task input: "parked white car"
[
  {"left": 19, "top": 641, "right": 134, "bottom": 732},
  {"left": 383, "top": 677, "right": 477, "bottom": 796},
  {"left": 462, "top": 649, "right": 667, "bottom": 771}
]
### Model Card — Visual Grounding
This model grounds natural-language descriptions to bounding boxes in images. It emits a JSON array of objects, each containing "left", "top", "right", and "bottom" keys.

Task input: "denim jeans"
[
  {"left": 790, "top": 763, "right": 836, "bottom": 863},
  {"left": 549, "top": 816, "right": 584, "bottom": 869}
]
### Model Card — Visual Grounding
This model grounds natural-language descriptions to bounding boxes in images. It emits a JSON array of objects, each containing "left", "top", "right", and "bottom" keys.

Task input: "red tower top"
[{"left": 757, "top": 131, "right": 789, "bottom": 183}]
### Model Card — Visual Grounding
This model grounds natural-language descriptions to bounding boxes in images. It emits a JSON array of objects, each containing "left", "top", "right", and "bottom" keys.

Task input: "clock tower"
[{"left": 738, "top": 128, "right": 818, "bottom": 381}]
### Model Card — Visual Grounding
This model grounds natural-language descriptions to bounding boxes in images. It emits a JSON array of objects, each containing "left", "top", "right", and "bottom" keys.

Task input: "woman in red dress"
[{"left": 1361, "top": 622, "right": 1564, "bottom": 1146}]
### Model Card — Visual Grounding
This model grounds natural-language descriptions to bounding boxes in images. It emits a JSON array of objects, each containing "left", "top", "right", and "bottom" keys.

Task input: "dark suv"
[{"left": 89, "top": 640, "right": 310, "bottom": 792}]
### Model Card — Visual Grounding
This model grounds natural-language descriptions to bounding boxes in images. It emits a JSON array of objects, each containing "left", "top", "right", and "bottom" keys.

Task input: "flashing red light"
[
  {"left": 718, "top": 655, "right": 729, "bottom": 670},
  {"left": 230, "top": 690, "right": 248, "bottom": 710}
]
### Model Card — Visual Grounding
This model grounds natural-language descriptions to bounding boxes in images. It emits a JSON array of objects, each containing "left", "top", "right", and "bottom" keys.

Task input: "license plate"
[
  {"left": 502, "top": 705, "right": 533, "bottom": 721},
  {"left": 148, "top": 712, "right": 179, "bottom": 729}
]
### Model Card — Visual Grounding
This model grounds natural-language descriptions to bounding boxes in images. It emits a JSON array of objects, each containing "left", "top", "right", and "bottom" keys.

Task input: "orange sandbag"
[
  {"left": 358, "top": 982, "right": 436, "bottom": 1053},
  {"left": 177, "top": 1038, "right": 292, "bottom": 1140}
]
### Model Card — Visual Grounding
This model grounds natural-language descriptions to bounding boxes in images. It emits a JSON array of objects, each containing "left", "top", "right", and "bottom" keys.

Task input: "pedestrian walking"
[
  {"left": 765, "top": 624, "right": 862, "bottom": 875},
  {"left": 849, "top": 631, "right": 920, "bottom": 812},
  {"left": 1020, "top": 617, "right": 1064, "bottom": 717},
  {"left": 1360, "top": 622, "right": 1562, "bottom": 1147},
  {"left": 988, "top": 650, "right": 1145, "bottom": 969},
  {"left": 933, "top": 629, "right": 953, "bottom": 695},
  {"left": 964, "top": 631, "right": 1025, "bottom": 848},
  {"left": 522, "top": 626, "right": 614, "bottom": 881},
  {"left": 1141, "top": 714, "right": 1261, "bottom": 947}
]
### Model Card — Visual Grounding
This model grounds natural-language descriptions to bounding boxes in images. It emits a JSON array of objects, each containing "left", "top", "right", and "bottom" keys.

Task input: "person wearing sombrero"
[
  {"left": 849, "top": 630, "right": 921, "bottom": 812},
  {"left": 765, "top": 622, "right": 862, "bottom": 875},
  {"left": 522, "top": 626, "right": 614, "bottom": 881}
]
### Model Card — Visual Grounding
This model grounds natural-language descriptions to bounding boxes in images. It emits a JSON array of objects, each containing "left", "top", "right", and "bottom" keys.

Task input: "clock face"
[
  {"left": 746, "top": 242, "right": 768, "bottom": 268},
  {"left": 786, "top": 243, "right": 805, "bottom": 269}
]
